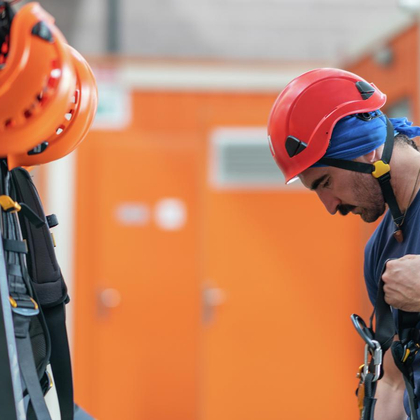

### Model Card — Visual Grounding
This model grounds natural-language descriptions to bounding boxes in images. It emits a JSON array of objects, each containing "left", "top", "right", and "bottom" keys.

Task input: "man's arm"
[{"left": 373, "top": 343, "right": 406, "bottom": 420}]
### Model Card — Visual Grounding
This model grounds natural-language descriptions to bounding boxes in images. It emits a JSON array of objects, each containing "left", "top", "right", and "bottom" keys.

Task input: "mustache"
[{"left": 337, "top": 204, "right": 356, "bottom": 216}]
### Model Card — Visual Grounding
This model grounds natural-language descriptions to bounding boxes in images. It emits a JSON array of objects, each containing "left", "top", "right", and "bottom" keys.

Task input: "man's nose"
[{"left": 317, "top": 191, "right": 341, "bottom": 215}]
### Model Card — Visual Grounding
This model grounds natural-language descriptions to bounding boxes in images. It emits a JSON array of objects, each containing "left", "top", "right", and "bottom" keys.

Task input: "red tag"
[{"left": 394, "top": 229, "right": 403, "bottom": 243}]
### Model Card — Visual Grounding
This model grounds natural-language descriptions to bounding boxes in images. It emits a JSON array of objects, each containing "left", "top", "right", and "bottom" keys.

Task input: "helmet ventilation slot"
[
  {"left": 56, "top": 125, "right": 64, "bottom": 135},
  {"left": 4, "top": 118, "right": 15, "bottom": 128}
]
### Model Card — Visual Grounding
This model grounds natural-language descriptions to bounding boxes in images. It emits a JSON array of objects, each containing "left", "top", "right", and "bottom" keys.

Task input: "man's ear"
[
  {"left": 359, "top": 148, "right": 381, "bottom": 164},
  {"left": 365, "top": 149, "right": 377, "bottom": 163}
]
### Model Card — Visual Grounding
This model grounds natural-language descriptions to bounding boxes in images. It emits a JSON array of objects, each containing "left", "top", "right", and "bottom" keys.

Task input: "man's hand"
[{"left": 383, "top": 255, "right": 420, "bottom": 311}]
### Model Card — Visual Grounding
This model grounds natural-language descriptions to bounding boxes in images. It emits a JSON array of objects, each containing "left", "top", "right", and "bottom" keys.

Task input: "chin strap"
[{"left": 318, "top": 116, "right": 404, "bottom": 231}]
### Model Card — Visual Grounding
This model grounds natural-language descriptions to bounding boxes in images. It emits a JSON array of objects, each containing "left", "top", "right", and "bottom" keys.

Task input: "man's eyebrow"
[{"left": 310, "top": 174, "right": 328, "bottom": 191}]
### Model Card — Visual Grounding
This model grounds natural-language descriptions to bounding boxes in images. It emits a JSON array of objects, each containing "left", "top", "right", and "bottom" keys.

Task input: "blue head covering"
[{"left": 312, "top": 111, "right": 420, "bottom": 166}]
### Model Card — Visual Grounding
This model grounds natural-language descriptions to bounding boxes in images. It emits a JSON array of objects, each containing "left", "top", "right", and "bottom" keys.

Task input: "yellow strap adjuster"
[
  {"left": 402, "top": 343, "right": 420, "bottom": 363},
  {"left": 9, "top": 296, "right": 17, "bottom": 308},
  {"left": 372, "top": 160, "right": 390, "bottom": 179},
  {"left": 402, "top": 348, "right": 411, "bottom": 363},
  {"left": 30, "top": 297, "right": 39, "bottom": 310},
  {"left": 0, "top": 195, "right": 21, "bottom": 212},
  {"left": 9, "top": 296, "right": 39, "bottom": 310}
]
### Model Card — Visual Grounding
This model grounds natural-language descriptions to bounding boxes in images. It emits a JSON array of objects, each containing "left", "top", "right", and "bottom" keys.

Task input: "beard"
[{"left": 337, "top": 171, "right": 386, "bottom": 223}]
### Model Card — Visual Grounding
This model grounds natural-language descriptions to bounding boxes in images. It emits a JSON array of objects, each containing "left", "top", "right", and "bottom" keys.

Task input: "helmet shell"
[
  {"left": 0, "top": 2, "right": 97, "bottom": 168},
  {"left": 267, "top": 68, "right": 387, "bottom": 182},
  {"left": 8, "top": 45, "right": 98, "bottom": 168}
]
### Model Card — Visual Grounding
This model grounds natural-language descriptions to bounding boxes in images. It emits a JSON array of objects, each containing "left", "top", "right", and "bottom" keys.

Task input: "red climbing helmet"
[
  {"left": 267, "top": 68, "right": 387, "bottom": 183},
  {"left": 0, "top": 2, "right": 97, "bottom": 169}
]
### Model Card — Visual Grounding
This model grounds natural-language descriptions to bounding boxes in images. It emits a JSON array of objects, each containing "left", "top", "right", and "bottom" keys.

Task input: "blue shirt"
[{"left": 364, "top": 189, "right": 420, "bottom": 418}]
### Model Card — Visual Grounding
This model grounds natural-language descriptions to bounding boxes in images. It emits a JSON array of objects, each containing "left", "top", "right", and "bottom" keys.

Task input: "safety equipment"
[
  {"left": 267, "top": 68, "right": 386, "bottom": 183},
  {"left": 0, "top": 2, "right": 96, "bottom": 419},
  {"left": 0, "top": 2, "right": 97, "bottom": 169},
  {"left": 351, "top": 275, "right": 420, "bottom": 420}
]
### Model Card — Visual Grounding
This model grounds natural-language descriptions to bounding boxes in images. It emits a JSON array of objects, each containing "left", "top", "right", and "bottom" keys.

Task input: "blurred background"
[{"left": 19, "top": 0, "right": 420, "bottom": 418}]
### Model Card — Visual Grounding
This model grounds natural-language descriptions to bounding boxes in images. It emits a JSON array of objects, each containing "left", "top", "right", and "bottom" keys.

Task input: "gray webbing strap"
[{"left": 16, "top": 329, "right": 52, "bottom": 420}]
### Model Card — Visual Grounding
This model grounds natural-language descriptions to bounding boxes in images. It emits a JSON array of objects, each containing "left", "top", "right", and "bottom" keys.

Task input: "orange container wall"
[
  {"left": 72, "top": 80, "right": 367, "bottom": 419},
  {"left": 346, "top": 23, "right": 420, "bottom": 122}
]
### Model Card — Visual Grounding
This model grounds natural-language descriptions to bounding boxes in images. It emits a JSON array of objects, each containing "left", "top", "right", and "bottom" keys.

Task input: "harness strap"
[
  {"left": 13, "top": 301, "right": 51, "bottom": 420},
  {"left": 43, "top": 303, "right": 74, "bottom": 420},
  {"left": 3, "top": 238, "right": 27, "bottom": 254},
  {"left": 11, "top": 167, "right": 74, "bottom": 420},
  {"left": 361, "top": 373, "right": 377, "bottom": 420},
  {"left": 0, "top": 169, "right": 52, "bottom": 419},
  {"left": 16, "top": 320, "right": 52, "bottom": 420},
  {"left": 370, "top": 268, "right": 395, "bottom": 356}
]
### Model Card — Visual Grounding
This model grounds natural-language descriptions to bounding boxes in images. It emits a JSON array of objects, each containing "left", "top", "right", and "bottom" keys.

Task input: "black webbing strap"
[
  {"left": 18, "top": 203, "right": 45, "bottom": 229},
  {"left": 381, "top": 117, "right": 395, "bottom": 164},
  {"left": 318, "top": 158, "right": 374, "bottom": 174},
  {"left": 361, "top": 373, "right": 377, "bottom": 420},
  {"left": 377, "top": 172, "right": 405, "bottom": 226},
  {"left": 43, "top": 303, "right": 74, "bottom": 420},
  {"left": 370, "top": 271, "right": 396, "bottom": 356},
  {"left": 375, "top": 116, "right": 405, "bottom": 225},
  {"left": 3, "top": 238, "right": 27, "bottom": 254}
]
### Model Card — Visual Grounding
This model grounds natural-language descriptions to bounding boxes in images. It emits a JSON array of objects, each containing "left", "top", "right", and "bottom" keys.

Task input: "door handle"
[{"left": 202, "top": 284, "right": 226, "bottom": 325}]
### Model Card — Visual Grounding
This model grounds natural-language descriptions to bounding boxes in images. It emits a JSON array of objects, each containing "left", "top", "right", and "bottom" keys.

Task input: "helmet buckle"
[{"left": 372, "top": 160, "right": 390, "bottom": 179}]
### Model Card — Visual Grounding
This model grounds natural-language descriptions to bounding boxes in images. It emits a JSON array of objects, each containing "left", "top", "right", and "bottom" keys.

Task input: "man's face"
[{"left": 299, "top": 166, "right": 386, "bottom": 223}]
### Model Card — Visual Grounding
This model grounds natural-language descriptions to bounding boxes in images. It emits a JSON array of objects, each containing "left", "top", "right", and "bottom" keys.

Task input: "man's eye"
[{"left": 322, "top": 179, "right": 330, "bottom": 188}]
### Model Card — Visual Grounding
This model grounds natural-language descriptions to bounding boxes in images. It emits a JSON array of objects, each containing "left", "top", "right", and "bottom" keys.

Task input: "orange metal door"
[
  {"left": 73, "top": 131, "right": 200, "bottom": 420},
  {"left": 201, "top": 188, "right": 365, "bottom": 420},
  {"left": 198, "top": 93, "right": 365, "bottom": 420}
]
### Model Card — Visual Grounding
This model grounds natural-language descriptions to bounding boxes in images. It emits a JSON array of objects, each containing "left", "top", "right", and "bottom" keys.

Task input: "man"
[{"left": 267, "top": 68, "right": 420, "bottom": 419}]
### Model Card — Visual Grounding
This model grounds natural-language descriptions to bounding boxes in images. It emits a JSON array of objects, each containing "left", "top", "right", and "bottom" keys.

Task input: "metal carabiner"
[
  {"left": 351, "top": 314, "right": 376, "bottom": 349},
  {"left": 352, "top": 314, "right": 383, "bottom": 382},
  {"left": 364, "top": 340, "right": 382, "bottom": 382}
]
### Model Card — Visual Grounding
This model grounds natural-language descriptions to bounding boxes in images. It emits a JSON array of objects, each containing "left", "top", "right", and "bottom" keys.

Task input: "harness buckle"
[
  {"left": 0, "top": 195, "right": 21, "bottom": 212},
  {"left": 9, "top": 295, "right": 39, "bottom": 316},
  {"left": 372, "top": 160, "right": 390, "bottom": 179}
]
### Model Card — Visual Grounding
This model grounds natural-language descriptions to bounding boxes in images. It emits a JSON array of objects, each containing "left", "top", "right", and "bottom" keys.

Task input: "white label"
[
  {"left": 92, "top": 81, "right": 131, "bottom": 130},
  {"left": 115, "top": 203, "right": 150, "bottom": 226}
]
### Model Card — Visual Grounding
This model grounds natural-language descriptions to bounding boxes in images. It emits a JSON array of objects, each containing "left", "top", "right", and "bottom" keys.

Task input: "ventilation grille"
[{"left": 210, "top": 127, "right": 303, "bottom": 189}]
